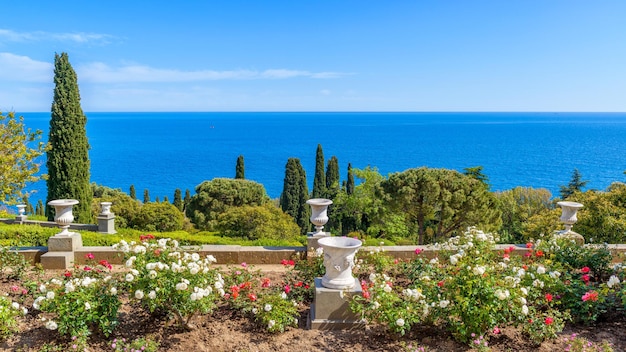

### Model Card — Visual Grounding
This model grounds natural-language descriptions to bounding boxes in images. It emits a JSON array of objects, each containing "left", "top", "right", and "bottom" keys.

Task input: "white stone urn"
[
  {"left": 557, "top": 201, "right": 584, "bottom": 232},
  {"left": 16, "top": 204, "right": 26, "bottom": 216},
  {"left": 100, "top": 202, "right": 113, "bottom": 215},
  {"left": 47, "top": 199, "right": 79, "bottom": 236},
  {"left": 307, "top": 198, "right": 333, "bottom": 236},
  {"left": 318, "top": 236, "right": 362, "bottom": 289}
]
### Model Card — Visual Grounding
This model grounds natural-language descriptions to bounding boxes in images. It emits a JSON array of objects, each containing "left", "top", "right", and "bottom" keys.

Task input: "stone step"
[{"left": 40, "top": 251, "right": 74, "bottom": 270}]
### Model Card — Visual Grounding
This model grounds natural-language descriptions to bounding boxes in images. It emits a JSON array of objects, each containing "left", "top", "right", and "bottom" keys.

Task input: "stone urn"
[
  {"left": 318, "top": 236, "right": 362, "bottom": 289},
  {"left": 47, "top": 199, "right": 79, "bottom": 236},
  {"left": 557, "top": 201, "right": 584, "bottom": 244},
  {"left": 100, "top": 202, "right": 113, "bottom": 215},
  {"left": 16, "top": 204, "right": 26, "bottom": 216},
  {"left": 307, "top": 198, "right": 333, "bottom": 236}
]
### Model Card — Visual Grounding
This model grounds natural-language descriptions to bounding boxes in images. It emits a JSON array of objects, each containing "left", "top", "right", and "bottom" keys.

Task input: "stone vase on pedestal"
[
  {"left": 47, "top": 199, "right": 79, "bottom": 236},
  {"left": 15, "top": 204, "right": 27, "bottom": 223},
  {"left": 556, "top": 201, "right": 585, "bottom": 244},
  {"left": 97, "top": 202, "right": 116, "bottom": 234},
  {"left": 317, "top": 236, "right": 362, "bottom": 289},
  {"left": 307, "top": 198, "right": 333, "bottom": 236}
]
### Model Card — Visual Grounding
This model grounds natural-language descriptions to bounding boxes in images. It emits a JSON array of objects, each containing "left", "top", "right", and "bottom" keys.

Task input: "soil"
[{"left": 1, "top": 267, "right": 625, "bottom": 352}]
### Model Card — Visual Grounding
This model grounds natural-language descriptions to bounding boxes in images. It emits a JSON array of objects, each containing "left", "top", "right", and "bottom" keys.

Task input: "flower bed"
[{"left": 0, "top": 229, "right": 624, "bottom": 351}]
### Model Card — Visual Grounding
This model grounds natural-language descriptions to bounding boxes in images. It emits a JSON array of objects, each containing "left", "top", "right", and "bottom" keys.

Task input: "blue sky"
[{"left": 1, "top": 1, "right": 625, "bottom": 112}]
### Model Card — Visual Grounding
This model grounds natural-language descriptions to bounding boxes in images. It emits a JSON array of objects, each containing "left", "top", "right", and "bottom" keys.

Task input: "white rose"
[
  {"left": 45, "top": 320, "right": 58, "bottom": 330},
  {"left": 148, "top": 290, "right": 156, "bottom": 299},
  {"left": 396, "top": 318, "right": 405, "bottom": 327},
  {"left": 536, "top": 266, "right": 546, "bottom": 274},
  {"left": 264, "top": 304, "right": 272, "bottom": 312},
  {"left": 135, "top": 290, "right": 144, "bottom": 299},
  {"left": 125, "top": 273, "right": 134, "bottom": 282},
  {"left": 608, "top": 275, "right": 621, "bottom": 288}
]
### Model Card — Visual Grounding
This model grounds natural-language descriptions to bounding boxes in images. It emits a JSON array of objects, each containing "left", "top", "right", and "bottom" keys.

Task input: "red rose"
[
  {"left": 581, "top": 267, "right": 590, "bottom": 273},
  {"left": 545, "top": 317, "right": 554, "bottom": 325}
]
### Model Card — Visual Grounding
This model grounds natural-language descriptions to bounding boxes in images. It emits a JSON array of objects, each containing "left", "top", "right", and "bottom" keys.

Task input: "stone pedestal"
[
  {"left": 308, "top": 278, "right": 365, "bottom": 330},
  {"left": 14, "top": 215, "right": 27, "bottom": 224},
  {"left": 97, "top": 214, "right": 116, "bottom": 234},
  {"left": 41, "top": 233, "right": 83, "bottom": 269},
  {"left": 307, "top": 232, "right": 330, "bottom": 254}
]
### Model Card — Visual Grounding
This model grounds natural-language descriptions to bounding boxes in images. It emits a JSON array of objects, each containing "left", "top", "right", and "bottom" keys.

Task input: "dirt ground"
[{"left": 1, "top": 267, "right": 625, "bottom": 352}]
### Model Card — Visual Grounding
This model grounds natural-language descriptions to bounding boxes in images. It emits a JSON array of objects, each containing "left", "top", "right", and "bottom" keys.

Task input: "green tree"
[
  {"left": 279, "top": 158, "right": 310, "bottom": 235},
  {"left": 346, "top": 163, "right": 355, "bottom": 195},
  {"left": 325, "top": 156, "right": 340, "bottom": 199},
  {"left": 312, "top": 144, "right": 326, "bottom": 199},
  {"left": 495, "top": 187, "right": 553, "bottom": 243},
  {"left": 235, "top": 155, "right": 245, "bottom": 179},
  {"left": 559, "top": 168, "right": 588, "bottom": 199},
  {"left": 186, "top": 178, "right": 269, "bottom": 230},
  {"left": 143, "top": 189, "right": 150, "bottom": 203},
  {"left": 183, "top": 189, "right": 191, "bottom": 211},
  {"left": 36, "top": 199, "right": 45, "bottom": 216},
  {"left": 215, "top": 203, "right": 302, "bottom": 243},
  {"left": 381, "top": 167, "right": 501, "bottom": 244},
  {"left": 173, "top": 188, "right": 183, "bottom": 211},
  {"left": 90, "top": 184, "right": 140, "bottom": 229},
  {"left": 129, "top": 185, "right": 136, "bottom": 200},
  {"left": 133, "top": 202, "right": 184, "bottom": 232},
  {"left": 463, "top": 166, "right": 489, "bottom": 189},
  {"left": 46, "top": 53, "right": 92, "bottom": 223},
  {"left": 0, "top": 112, "right": 45, "bottom": 206}
]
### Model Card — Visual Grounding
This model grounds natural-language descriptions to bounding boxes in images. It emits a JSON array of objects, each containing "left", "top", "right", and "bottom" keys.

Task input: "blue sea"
[{"left": 14, "top": 112, "right": 626, "bottom": 206}]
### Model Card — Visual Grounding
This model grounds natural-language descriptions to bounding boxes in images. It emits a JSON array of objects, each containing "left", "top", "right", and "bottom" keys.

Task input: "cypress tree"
[
  {"left": 346, "top": 163, "right": 355, "bottom": 195},
  {"left": 155, "top": 196, "right": 160, "bottom": 203},
  {"left": 280, "top": 158, "right": 310, "bottom": 234},
  {"left": 184, "top": 189, "right": 191, "bottom": 211},
  {"left": 325, "top": 156, "right": 340, "bottom": 199},
  {"left": 46, "top": 52, "right": 93, "bottom": 223},
  {"left": 235, "top": 155, "right": 245, "bottom": 179},
  {"left": 36, "top": 200, "right": 44, "bottom": 216},
  {"left": 312, "top": 144, "right": 326, "bottom": 198},
  {"left": 163, "top": 196, "right": 168, "bottom": 203},
  {"left": 143, "top": 189, "right": 150, "bottom": 203},
  {"left": 129, "top": 185, "right": 136, "bottom": 200},
  {"left": 173, "top": 188, "right": 184, "bottom": 211}
]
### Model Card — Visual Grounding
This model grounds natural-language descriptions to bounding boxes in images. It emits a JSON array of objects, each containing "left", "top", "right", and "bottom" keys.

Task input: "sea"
[{"left": 12, "top": 112, "right": 626, "bottom": 207}]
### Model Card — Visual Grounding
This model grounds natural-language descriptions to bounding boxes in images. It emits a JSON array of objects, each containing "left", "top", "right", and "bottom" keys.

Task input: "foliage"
[
  {"left": 495, "top": 187, "right": 553, "bottom": 243},
  {"left": 0, "top": 296, "right": 25, "bottom": 340},
  {"left": 111, "top": 336, "right": 160, "bottom": 352},
  {"left": 187, "top": 178, "right": 269, "bottom": 231},
  {"left": 34, "top": 255, "right": 121, "bottom": 347},
  {"left": 279, "top": 158, "right": 310, "bottom": 235},
  {"left": 312, "top": 144, "right": 326, "bottom": 199},
  {"left": 567, "top": 185, "right": 626, "bottom": 243},
  {"left": 560, "top": 168, "right": 588, "bottom": 199},
  {"left": 221, "top": 263, "right": 300, "bottom": 333},
  {"left": 235, "top": 155, "right": 245, "bottom": 179},
  {"left": 346, "top": 163, "right": 355, "bottom": 195},
  {"left": 0, "top": 112, "right": 45, "bottom": 205},
  {"left": 113, "top": 237, "right": 220, "bottom": 330},
  {"left": 132, "top": 201, "right": 184, "bottom": 232},
  {"left": 214, "top": 203, "right": 301, "bottom": 241},
  {"left": 129, "top": 184, "right": 136, "bottom": 200},
  {"left": 381, "top": 167, "right": 501, "bottom": 244},
  {"left": 46, "top": 52, "right": 93, "bottom": 224},
  {"left": 325, "top": 156, "right": 340, "bottom": 199},
  {"left": 0, "top": 245, "right": 30, "bottom": 279},
  {"left": 173, "top": 188, "right": 183, "bottom": 211},
  {"left": 561, "top": 334, "right": 614, "bottom": 352},
  {"left": 463, "top": 165, "right": 489, "bottom": 188}
]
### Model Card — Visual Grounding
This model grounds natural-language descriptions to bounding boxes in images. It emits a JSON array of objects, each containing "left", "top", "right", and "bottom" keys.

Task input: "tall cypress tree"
[
  {"left": 312, "top": 144, "right": 326, "bottom": 199},
  {"left": 129, "top": 184, "right": 137, "bottom": 200},
  {"left": 235, "top": 155, "right": 245, "bottom": 179},
  {"left": 346, "top": 163, "right": 355, "bottom": 195},
  {"left": 173, "top": 188, "right": 184, "bottom": 211},
  {"left": 46, "top": 52, "right": 92, "bottom": 223},
  {"left": 325, "top": 156, "right": 340, "bottom": 199},
  {"left": 143, "top": 189, "right": 150, "bottom": 203},
  {"left": 184, "top": 189, "right": 191, "bottom": 211},
  {"left": 280, "top": 158, "right": 310, "bottom": 234}
]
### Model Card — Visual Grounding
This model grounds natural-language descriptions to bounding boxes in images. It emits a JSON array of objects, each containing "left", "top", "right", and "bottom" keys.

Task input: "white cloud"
[
  {"left": 0, "top": 52, "right": 52, "bottom": 81},
  {"left": 77, "top": 62, "right": 347, "bottom": 83},
  {"left": 0, "top": 28, "right": 114, "bottom": 44}
]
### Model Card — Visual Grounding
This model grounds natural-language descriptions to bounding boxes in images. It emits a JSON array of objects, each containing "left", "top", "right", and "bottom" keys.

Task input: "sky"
[{"left": 1, "top": 1, "right": 626, "bottom": 112}]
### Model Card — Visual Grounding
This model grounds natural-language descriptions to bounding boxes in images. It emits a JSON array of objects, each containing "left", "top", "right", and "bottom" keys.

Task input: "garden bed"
[{"left": 0, "top": 267, "right": 624, "bottom": 352}]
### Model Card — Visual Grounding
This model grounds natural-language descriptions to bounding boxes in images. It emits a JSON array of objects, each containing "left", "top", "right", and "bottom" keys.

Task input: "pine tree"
[
  {"left": 325, "top": 156, "right": 340, "bottom": 199},
  {"left": 46, "top": 52, "right": 93, "bottom": 223},
  {"left": 173, "top": 188, "right": 184, "bottom": 211},
  {"left": 235, "top": 155, "right": 245, "bottom": 179},
  {"left": 560, "top": 168, "right": 588, "bottom": 199},
  {"left": 280, "top": 158, "right": 310, "bottom": 234},
  {"left": 143, "top": 189, "right": 150, "bottom": 203},
  {"left": 346, "top": 163, "right": 355, "bottom": 195},
  {"left": 312, "top": 144, "right": 326, "bottom": 199},
  {"left": 129, "top": 185, "right": 136, "bottom": 200}
]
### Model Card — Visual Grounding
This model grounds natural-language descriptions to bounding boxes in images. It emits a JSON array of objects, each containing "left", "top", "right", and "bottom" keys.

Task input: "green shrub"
[
  {"left": 132, "top": 202, "right": 184, "bottom": 232},
  {"left": 215, "top": 204, "right": 301, "bottom": 242}
]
